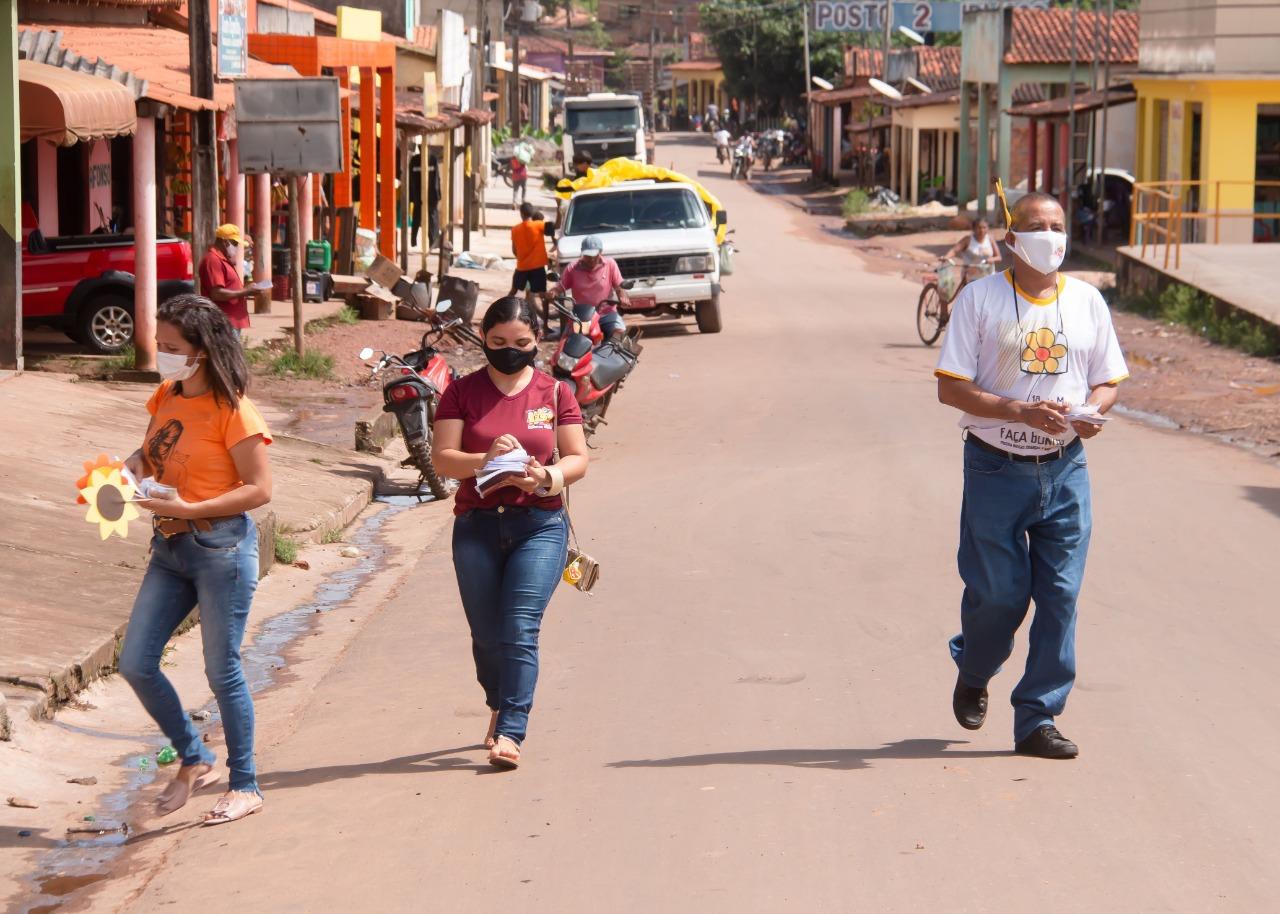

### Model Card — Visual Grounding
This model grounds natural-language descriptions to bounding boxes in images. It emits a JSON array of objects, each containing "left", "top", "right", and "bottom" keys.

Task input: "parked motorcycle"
[
  {"left": 760, "top": 130, "right": 784, "bottom": 172},
  {"left": 545, "top": 278, "right": 643, "bottom": 439}
]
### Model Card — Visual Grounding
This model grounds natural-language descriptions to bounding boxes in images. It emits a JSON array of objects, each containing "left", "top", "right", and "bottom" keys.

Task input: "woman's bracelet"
[{"left": 536, "top": 465, "right": 565, "bottom": 497}]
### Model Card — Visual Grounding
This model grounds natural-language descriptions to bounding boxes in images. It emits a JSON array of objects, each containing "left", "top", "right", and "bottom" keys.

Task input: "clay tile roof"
[
  {"left": 519, "top": 33, "right": 612, "bottom": 57},
  {"left": 1005, "top": 8, "right": 1138, "bottom": 65},
  {"left": 667, "top": 58, "right": 723, "bottom": 72},
  {"left": 916, "top": 46, "right": 961, "bottom": 90},
  {"left": 54, "top": 0, "right": 183, "bottom": 7}
]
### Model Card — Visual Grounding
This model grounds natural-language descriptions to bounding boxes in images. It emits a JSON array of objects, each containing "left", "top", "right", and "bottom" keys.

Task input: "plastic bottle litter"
[
  {"left": 339, "top": 546, "right": 363, "bottom": 559},
  {"left": 156, "top": 746, "right": 178, "bottom": 765},
  {"left": 138, "top": 758, "right": 149, "bottom": 770}
]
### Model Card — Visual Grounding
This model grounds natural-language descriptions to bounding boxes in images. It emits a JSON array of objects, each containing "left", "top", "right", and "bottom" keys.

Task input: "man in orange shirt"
[{"left": 510, "top": 203, "right": 557, "bottom": 336}]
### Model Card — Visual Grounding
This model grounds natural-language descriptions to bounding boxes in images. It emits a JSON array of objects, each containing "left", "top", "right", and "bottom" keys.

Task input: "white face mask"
[
  {"left": 1007, "top": 230, "right": 1068, "bottom": 274},
  {"left": 156, "top": 351, "right": 202, "bottom": 382}
]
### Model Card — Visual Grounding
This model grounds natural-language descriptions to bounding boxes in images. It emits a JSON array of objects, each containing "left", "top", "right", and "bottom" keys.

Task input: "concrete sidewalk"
[{"left": 0, "top": 371, "right": 397, "bottom": 736}]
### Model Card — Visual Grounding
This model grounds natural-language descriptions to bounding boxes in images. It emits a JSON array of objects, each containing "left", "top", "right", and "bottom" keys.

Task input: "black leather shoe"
[
  {"left": 952, "top": 678, "right": 988, "bottom": 730},
  {"left": 1015, "top": 725, "right": 1079, "bottom": 759}
]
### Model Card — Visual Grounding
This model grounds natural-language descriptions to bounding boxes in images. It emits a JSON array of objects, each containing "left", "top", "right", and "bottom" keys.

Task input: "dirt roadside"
[
  {"left": 751, "top": 169, "right": 1280, "bottom": 458},
  {"left": 1, "top": 492, "right": 452, "bottom": 912}
]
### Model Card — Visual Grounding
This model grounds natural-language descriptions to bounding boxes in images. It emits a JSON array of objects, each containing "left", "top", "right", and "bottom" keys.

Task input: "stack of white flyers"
[
  {"left": 475, "top": 447, "right": 531, "bottom": 498},
  {"left": 1065, "top": 403, "right": 1110, "bottom": 426}
]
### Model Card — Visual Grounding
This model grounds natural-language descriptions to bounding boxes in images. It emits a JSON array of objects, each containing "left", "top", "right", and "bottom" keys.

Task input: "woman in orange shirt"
[{"left": 118, "top": 294, "right": 273, "bottom": 826}]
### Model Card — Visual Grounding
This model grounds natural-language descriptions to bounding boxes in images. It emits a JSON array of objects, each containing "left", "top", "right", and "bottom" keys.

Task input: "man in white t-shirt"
[{"left": 934, "top": 192, "right": 1128, "bottom": 760}]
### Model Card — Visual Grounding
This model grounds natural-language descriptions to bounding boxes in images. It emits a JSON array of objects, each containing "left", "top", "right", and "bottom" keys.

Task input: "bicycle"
[{"left": 916, "top": 260, "right": 996, "bottom": 346}]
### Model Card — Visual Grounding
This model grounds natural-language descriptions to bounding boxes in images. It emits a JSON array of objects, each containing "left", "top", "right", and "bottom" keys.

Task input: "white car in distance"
[{"left": 554, "top": 181, "right": 725, "bottom": 334}]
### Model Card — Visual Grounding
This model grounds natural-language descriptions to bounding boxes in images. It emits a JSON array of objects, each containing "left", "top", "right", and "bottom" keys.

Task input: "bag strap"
[{"left": 551, "top": 377, "right": 580, "bottom": 552}]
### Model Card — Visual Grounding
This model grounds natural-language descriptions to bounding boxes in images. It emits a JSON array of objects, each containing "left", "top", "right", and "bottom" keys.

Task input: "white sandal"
[
  {"left": 484, "top": 711, "right": 499, "bottom": 749},
  {"left": 156, "top": 763, "right": 220, "bottom": 817},
  {"left": 201, "top": 790, "right": 263, "bottom": 826},
  {"left": 488, "top": 736, "right": 521, "bottom": 770}
]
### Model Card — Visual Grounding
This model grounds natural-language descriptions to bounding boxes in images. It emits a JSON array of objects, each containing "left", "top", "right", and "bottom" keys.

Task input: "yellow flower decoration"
[
  {"left": 77, "top": 457, "right": 139, "bottom": 540},
  {"left": 1021, "top": 327, "right": 1068, "bottom": 374}
]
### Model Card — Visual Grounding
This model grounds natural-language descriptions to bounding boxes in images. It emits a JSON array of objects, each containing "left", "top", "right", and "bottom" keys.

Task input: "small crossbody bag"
[{"left": 551, "top": 380, "right": 600, "bottom": 594}]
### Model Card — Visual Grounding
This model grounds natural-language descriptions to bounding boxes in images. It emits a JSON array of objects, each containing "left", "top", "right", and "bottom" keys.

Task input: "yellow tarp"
[{"left": 555, "top": 158, "right": 728, "bottom": 243}]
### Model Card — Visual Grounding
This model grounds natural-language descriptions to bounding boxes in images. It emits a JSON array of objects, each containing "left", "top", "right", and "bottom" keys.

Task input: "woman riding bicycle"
[{"left": 946, "top": 218, "right": 999, "bottom": 273}]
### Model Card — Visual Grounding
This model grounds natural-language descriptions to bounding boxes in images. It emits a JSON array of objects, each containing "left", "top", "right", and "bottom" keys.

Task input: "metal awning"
[
  {"left": 1004, "top": 84, "right": 1137, "bottom": 119},
  {"left": 18, "top": 59, "right": 136, "bottom": 146}
]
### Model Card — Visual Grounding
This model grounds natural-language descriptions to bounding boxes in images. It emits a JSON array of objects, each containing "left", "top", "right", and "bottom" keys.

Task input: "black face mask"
[{"left": 484, "top": 344, "right": 537, "bottom": 375}]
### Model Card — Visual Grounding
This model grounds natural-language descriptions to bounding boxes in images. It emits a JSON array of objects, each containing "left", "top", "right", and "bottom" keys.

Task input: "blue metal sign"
[
  {"left": 811, "top": 1, "right": 1048, "bottom": 34},
  {"left": 218, "top": 0, "right": 249, "bottom": 78}
]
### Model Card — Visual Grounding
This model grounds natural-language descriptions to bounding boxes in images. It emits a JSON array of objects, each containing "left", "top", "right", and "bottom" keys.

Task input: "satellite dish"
[
  {"left": 898, "top": 25, "right": 926, "bottom": 45},
  {"left": 811, "top": 76, "right": 834, "bottom": 91},
  {"left": 868, "top": 78, "right": 903, "bottom": 101},
  {"left": 906, "top": 77, "right": 934, "bottom": 94}
]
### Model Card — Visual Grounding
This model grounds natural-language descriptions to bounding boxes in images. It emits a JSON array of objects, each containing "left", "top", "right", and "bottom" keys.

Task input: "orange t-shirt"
[
  {"left": 144, "top": 382, "right": 273, "bottom": 504},
  {"left": 511, "top": 219, "right": 549, "bottom": 271}
]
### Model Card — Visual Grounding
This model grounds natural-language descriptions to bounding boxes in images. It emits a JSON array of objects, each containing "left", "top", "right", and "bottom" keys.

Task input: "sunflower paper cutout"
[
  {"left": 1021, "top": 328, "right": 1069, "bottom": 375},
  {"left": 76, "top": 454, "right": 140, "bottom": 540}
]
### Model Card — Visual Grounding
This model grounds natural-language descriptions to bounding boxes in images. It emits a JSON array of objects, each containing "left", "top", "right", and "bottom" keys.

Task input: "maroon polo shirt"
[{"left": 198, "top": 246, "right": 249, "bottom": 329}]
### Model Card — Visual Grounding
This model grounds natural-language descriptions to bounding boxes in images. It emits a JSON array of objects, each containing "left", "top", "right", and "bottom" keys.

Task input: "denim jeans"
[
  {"left": 452, "top": 506, "right": 570, "bottom": 745},
  {"left": 119, "top": 514, "right": 261, "bottom": 793},
  {"left": 951, "top": 438, "right": 1092, "bottom": 742}
]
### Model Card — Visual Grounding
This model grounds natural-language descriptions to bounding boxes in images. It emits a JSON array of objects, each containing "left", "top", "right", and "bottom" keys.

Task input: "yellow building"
[{"left": 1134, "top": 0, "right": 1280, "bottom": 243}]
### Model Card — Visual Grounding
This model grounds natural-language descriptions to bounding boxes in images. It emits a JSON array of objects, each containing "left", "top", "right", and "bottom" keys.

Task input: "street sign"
[
  {"left": 234, "top": 78, "right": 343, "bottom": 175},
  {"left": 217, "top": 0, "right": 249, "bottom": 78},
  {"left": 811, "top": 0, "right": 1048, "bottom": 34}
]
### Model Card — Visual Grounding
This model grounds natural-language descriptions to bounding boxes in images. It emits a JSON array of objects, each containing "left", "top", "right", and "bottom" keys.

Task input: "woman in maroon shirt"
[{"left": 433, "top": 296, "right": 589, "bottom": 769}]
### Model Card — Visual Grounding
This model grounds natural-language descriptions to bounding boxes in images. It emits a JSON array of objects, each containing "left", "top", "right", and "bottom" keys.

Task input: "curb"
[{"left": 1, "top": 458, "right": 390, "bottom": 736}]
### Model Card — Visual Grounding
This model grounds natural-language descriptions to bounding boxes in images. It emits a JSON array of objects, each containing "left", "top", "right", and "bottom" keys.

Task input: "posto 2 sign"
[
  {"left": 812, "top": 1, "right": 931, "bottom": 32},
  {"left": 811, "top": 1, "right": 1048, "bottom": 33}
]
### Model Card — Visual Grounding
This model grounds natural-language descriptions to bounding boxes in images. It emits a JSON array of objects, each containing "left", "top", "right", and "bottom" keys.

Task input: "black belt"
[{"left": 966, "top": 434, "right": 1082, "bottom": 464}]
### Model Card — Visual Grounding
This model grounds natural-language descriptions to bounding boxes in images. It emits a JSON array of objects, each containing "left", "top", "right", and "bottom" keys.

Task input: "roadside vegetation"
[
  {"left": 1112, "top": 283, "right": 1279, "bottom": 359},
  {"left": 842, "top": 189, "right": 871, "bottom": 218}
]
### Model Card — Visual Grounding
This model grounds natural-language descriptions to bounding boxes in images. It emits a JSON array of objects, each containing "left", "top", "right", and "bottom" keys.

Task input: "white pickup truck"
[{"left": 554, "top": 181, "right": 725, "bottom": 333}]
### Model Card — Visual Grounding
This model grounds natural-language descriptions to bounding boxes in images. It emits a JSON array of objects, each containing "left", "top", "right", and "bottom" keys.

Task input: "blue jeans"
[
  {"left": 452, "top": 506, "right": 569, "bottom": 745},
  {"left": 951, "top": 439, "right": 1092, "bottom": 742},
  {"left": 119, "top": 514, "right": 261, "bottom": 793}
]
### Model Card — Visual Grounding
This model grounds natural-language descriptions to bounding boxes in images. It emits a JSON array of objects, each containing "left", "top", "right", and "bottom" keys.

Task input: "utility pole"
[
  {"left": 511, "top": 12, "right": 522, "bottom": 135},
  {"left": 649, "top": 0, "right": 658, "bottom": 130},
  {"left": 1098, "top": 0, "right": 1115, "bottom": 233},
  {"left": 288, "top": 175, "right": 304, "bottom": 356},
  {"left": 0, "top": 0, "right": 20, "bottom": 371},
  {"left": 802, "top": 0, "right": 811, "bottom": 106},
  {"left": 566, "top": 0, "right": 575, "bottom": 91},
  {"left": 188, "top": 0, "right": 219, "bottom": 282},
  {"left": 1065, "top": 0, "right": 1079, "bottom": 237}
]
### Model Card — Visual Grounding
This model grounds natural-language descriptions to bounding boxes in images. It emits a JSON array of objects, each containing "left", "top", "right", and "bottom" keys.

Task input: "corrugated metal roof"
[{"left": 20, "top": 23, "right": 298, "bottom": 112}]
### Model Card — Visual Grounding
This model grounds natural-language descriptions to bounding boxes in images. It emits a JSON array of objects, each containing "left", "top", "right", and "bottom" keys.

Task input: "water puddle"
[{"left": 17, "top": 493, "right": 431, "bottom": 913}]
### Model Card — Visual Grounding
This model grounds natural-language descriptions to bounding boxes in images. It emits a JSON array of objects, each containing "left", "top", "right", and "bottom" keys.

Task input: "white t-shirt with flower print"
[{"left": 935, "top": 270, "right": 1129, "bottom": 455}]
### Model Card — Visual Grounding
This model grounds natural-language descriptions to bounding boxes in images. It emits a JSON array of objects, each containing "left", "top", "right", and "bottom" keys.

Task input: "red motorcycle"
[
  {"left": 547, "top": 286, "right": 642, "bottom": 439},
  {"left": 359, "top": 299, "right": 478, "bottom": 499}
]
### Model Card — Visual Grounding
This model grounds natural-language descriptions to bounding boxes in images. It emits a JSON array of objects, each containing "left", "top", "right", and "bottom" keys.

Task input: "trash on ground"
[
  {"left": 156, "top": 746, "right": 178, "bottom": 765},
  {"left": 6, "top": 796, "right": 38, "bottom": 809},
  {"left": 190, "top": 709, "right": 211, "bottom": 721},
  {"left": 66, "top": 776, "right": 98, "bottom": 786},
  {"left": 293, "top": 559, "right": 312, "bottom": 570},
  {"left": 339, "top": 546, "right": 363, "bottom": 559}
]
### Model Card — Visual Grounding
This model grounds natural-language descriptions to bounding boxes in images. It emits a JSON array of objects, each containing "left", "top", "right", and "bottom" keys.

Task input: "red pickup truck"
[{"left": 22, "top": 206, "right": 195, "bottom": 354}]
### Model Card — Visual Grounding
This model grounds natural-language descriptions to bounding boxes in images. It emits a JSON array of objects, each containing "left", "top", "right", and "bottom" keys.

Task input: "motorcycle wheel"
[
  {"left": 917, "top": 283, "right": 945, "bottom": 346},
  {"left": 409, "top": 413, "right": 458, "bottom": 499}
]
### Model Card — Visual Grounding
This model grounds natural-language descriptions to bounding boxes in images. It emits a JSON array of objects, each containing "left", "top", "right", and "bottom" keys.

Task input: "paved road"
[{"left": 92, "top": 135, "right": 1280, "bottom": 913}]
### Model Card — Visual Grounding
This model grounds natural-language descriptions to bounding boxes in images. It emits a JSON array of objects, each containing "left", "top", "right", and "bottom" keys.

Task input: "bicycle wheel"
[{"left": 917, "top": 283, "right": 945, "bottom": 346}]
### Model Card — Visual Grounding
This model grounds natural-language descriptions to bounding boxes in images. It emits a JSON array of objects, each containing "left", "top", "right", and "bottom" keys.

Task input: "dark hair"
[
  {"left": 572, "top": 150, "right": 593, "bottom": 167},
  {"left": 1009, "top": 192, "right": 1063, "bottom": 230},
  {"left": 157, "top": 294, "right": 249, "bottom": 408},
  {"left": 481, "top": 294, "right": 542, "bottom": 338},
  {"left": 519, "top": 202, "right": 537, "bottom": 221},
  {"left": 973, "top": 218, "right": 989, "bottom": 228}
]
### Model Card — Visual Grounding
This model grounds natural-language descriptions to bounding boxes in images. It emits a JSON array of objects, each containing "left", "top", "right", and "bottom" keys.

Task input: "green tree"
[{"left": 699, "top": 1, "right": 845, "bottom": 113}]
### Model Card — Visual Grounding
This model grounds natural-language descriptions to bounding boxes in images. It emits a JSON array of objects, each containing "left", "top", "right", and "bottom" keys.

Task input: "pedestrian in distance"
[
  {"left": 118, "top": 294, "right": 273, "bottom": 822},
  {"left": 571, "top": 150, "right": 593, "bottom": 179},
  {"left": 934, "top": 193, "right": 1128, "bottom": 759},
  {"left": 509, "top": 203, "right": 557, "bottom": 338},
  {"left": 550, "top": 235, "right": 631, "bottom": 342},
  {"left": 511, "top": 155, "right": 528, "bottom": 209},
  {"left": 197, "top": 224, "right": 268, "bottom": 342},
  {"left": 432, "top": 296, "right": 589, "bottom": 770}
]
